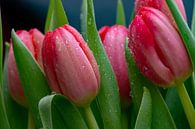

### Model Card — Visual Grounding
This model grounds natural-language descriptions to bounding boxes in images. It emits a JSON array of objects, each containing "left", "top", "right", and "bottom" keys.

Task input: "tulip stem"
[
  {"left": 121, "top": 107, "right": 129, "bottom": 129},
  {"left": 28, "top": 111, "right": 35, "bottom": 129},
  {"left": 176, "top": 82, "right": 195, "bottom": 129},
  {"left": 82, "top": 106, "right": 99, "bottom": 129}
]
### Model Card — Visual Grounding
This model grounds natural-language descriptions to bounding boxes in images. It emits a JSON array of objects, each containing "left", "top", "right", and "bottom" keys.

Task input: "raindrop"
[
  {"left": 82, "top": 65, "right": 86, "bottom": 69},
  {"left": 143, "top": 66, "right": 148, "bottom": 72},
  {"left": 88, "top": 18, "right": 92, "bottom": 25}
]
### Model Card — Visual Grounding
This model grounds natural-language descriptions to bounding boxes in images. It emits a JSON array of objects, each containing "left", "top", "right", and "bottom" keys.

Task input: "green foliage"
[
  {"left": 86, "top": 0, "right": 121, "bottom": 129},
  {"left": 11, "top": 30, "right": 51, "bottom": 128},
  {"left": 45, "top": 0, "right": 69, "bottom": 33},
  {"left": 39, "top": 94, "right": 88, "bottom": 129}
]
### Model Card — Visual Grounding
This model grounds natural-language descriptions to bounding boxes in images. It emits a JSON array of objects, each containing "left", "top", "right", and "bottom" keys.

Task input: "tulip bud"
[
  {"left": 99, "top": 25, "right": 130, "bottom": 104},
  {"left": 42, "top": 25, "right": 100, "bottom": 107},
  {"left": 128, "top": 7, "right": 192, "bottom": 87},
  {"left": 8, "top": 29, "right": 44, "bottom": 106},
  {"left": 134, "top": 0, "right": 187, "bottom": 26}
]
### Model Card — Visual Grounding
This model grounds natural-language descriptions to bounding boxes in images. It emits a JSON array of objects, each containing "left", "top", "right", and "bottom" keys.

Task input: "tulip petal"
[
  {"left": 129, "top": 15, "right": 174, "bottom": 86},
  {"left": 100, "top": 25, "right": 130, "bottom": 102},
  {"left": 99, "top": 26, "right": 110, "bottom": 42},
  {"left": 52, "top": 27, "right": 99, "bottom": 106},
  {"left": 140, "top": 7, "right": 192, "bottom": 82},
  {"left": 134, "top": 0, "right": 187, "bottom": 27},
  {"left": 63, "top": 25, "right": 100, "bottom": 84},
  {"left": 29, "top": 29, "right": 44, "bottom": 68},
  {"left": 42, "top": 32, "right": 62, "bottom": 93},
  {"left": 8, "top": 30, "right": 34, "bottom": 106}
]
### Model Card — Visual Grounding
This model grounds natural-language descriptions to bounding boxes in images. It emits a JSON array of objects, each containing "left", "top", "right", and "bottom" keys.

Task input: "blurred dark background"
[{"left": 0, "top": 0, "right": 194, "bottom": 42}]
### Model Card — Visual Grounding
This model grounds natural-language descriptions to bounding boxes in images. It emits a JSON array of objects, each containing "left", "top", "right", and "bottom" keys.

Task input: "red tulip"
[
  {"left": 128, "top": 7, "right": 192, "bottom": 87},
  {"left": 8, "top": 29, "right": 44, "bottom": 106},
  {"left": 42, "top": 25, "right": 100, "bottom": 107},
  {"left": 99, "top": 25, "right": 130, "bottom": 104},
  {"left": 134, "top": 0, "right": 187, "bottom": 27}
]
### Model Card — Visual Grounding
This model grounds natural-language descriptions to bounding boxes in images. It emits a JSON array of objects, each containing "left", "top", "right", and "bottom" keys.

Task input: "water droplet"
[
  {"left": 82, "top": 65, "right": 86, "bottom": 69},
  {"left": 88, "top": 18, "right": 92, "bottom": 25},
  {"left": 143, "top": 66, "right": 148, "bottom": 72}
]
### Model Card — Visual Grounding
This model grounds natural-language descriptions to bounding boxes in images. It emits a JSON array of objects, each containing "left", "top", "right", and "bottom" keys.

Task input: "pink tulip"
[
  {"left": 128, "top": 7, "right": 192, "bottom": 87},
  {"left": 8, "top": 29, "right": 44, "bottom": 106},
  {"left": 42, "top": 24, "right": 100, "bottom": 107},
  {"left": 134, "top": 0, "right": 187, "bottom": 26},
  {"left": 99, "top": 25, "right": 130, "bottom": 104}
]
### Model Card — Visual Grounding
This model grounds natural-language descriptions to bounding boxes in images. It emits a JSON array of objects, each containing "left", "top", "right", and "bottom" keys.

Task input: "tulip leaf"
[
  {"left": 0, "top": 8, "right": 2, "bottom": 82},
  {"left": 192, "top": 73, "right": 195, "bottom": 106},
  {"left": 45, "top": 0, "right": 69, "bottom": 33},
  {"left": 2, "top": 43, "right": 28, "bottom": 129},
  {"left": 129, "top": 11, "right": 135, "bottom": 24},
  {"left": 90, "top": 101, "right": 105, "bottom": 129},
  {"left": 134, "top": 87, "right": 152, "bottom": 129},
  {"left": 190, "top": 0, "right": 195, "bottom": 106},
  {"left": 116, "top": 0, "right": 126, "bottom": 26},
  {"left": 191, "top": 0, "right": 195, "bottom": 35},
  {"left": 129, "top": 4, "right": 135, "bottom": 25},
  {"left": 166, "top": 0, "right": 195, "bottom": 70},
  {"left": 81, "top": 0, "right": 87, "bottom": 40},
  {"left": 0, "top": 12, "right": 11, "bottom": 129},
  {"left": 166, "top": 87, "right": 190, "bottom": 129},
  {"left": 125, "top": 41, "right": 177, "bottom": 129},
  {"left": 125, "top": 39, "right": 143, "bottom": 113},
  {"left": 39, "top": 94, "right": 88, "bottom": 129},
  {"left": 86, "top": 0, "right": 121, "bottom": 129},
  {"left": 11, "top": 30, "right": 51, "bottom": 128}
]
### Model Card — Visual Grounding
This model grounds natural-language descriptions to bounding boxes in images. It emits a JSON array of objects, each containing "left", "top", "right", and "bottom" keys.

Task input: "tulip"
[
  {"left": 42, "top": 24, "right": 100, "bottom": 107},
  {"left": 8, "top": 29, "right": 44, "bottom": 106},
  {"left": 128, "top": 7, "right": 192, "bottom": 87},
  {"left": 99, "top": 25, "right": 130, "bottom": 104},
  {"left": 134, "top": 0, "right": 186, "bottom": 27}
]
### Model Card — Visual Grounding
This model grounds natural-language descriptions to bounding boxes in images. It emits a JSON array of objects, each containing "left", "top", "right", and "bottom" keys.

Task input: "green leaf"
[
  {"left": 192, "top": 73, "right": 195, "bottom": 106},
  {"left": 166, "top": 0, "right": 195, "bottom": 69},
  {"left": 125, "top": 39, "right": 143, "bottom": 113},
  {"left": 2, "top": 43, "right": 28, "bottom": 129},
  {"left": 90, "top": 101, "right": 104, "bottom": 129},
  {"left": 116, "top": 0, "right": 126, "bottom": 26},
  {"left": 166, "top": 87, "right": 190, "bottom": 129},
  {"left": 81, "top": 0, "right": 88, "bottom": 40},
  {"left": 191, "top": 0, "right": 195, "bottom": 35},
  {"left": 0, "top": 11, "right": 11, "bottom": 129},
  {"left": 11, "top": 30, "right": 51, "bottom": 128},
  {"left": 0, "top": 9, "right": 2, "bottom": 82},
  {"left": 190, "top": 0, "right": 195, "bottom": 107},
  {"left": 125, "top": 41, "right": 177, "bottom": 129},
  {"left": 134, "top": 87, "right": 152, "bottom": 129},
  {"left": 86, "top": 0, "right": 121, "bottom": 129},
  {"left": 129, "top": 5, "right": 135, "bottom": 25},
  {"left": 39, "top": 94, "right": 88, "bottom": 129},
  {"left": 184, "top": 77, "right": 195, "bottom": 107},
  {"left": 150, "top": 87, "right": 177, "bottom": 129},
  {"left": 45, "top": 0, "right": 69, "bottom": 33}
]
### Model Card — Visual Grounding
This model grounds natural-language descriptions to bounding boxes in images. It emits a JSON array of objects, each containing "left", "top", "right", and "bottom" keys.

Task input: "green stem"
[
  {"left": 121, "top": 107, "right": 129, "bottom": 129},
  {"left": 82, "top": 106, "right": 99, "bottom": 129},
  {"left": 28, "top": 111, "right": 35, "bottom": 129},
  {"left": 191, "top": 0, "right": 195, "bottom": 35},
  {"left": 176, "top": 82, "right": 195, "bottom": 129},
  {"left": 192, "top": 72, "right": 195, "bottom": 106}
]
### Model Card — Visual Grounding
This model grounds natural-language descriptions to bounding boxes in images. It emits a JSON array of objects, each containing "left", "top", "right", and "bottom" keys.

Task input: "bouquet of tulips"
[{"left": 1, "top": 0, "right": 195, "bottom": 129}]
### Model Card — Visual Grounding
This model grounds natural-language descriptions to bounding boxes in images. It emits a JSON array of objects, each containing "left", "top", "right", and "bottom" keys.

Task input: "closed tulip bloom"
[
  {"left": 42, "top": 25, "right": 100, "bottom": 107},
  {"left": 99, "top": 25, "right": 130, "bottom": 103},
  {"left": 8, "top": 29, "right": 44, "bottom": 106},
  {"left": 128, "top": 7, "right": 192, "bottom": 87},
  {"left": 134, "top": 0, "right": 186, "bottom": 26}
]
